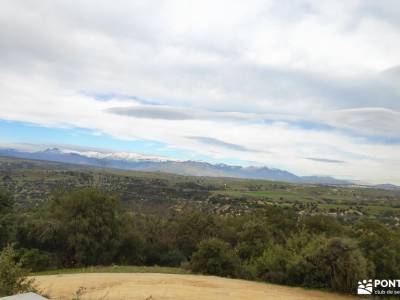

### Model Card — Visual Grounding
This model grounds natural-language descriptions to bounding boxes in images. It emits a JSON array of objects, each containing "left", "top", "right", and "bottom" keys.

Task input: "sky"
[{"left": 0, "top": 0, "right": 399, "bottom": 184}]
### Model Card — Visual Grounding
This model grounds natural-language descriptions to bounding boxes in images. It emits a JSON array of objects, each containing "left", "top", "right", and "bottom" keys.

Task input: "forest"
[{"left": 1, "top": 182, "right": 400, "bottom": 295}]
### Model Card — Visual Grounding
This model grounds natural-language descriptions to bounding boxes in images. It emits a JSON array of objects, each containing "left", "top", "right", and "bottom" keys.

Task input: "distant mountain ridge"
[
  {"left": 373, "top": 184, "right": 400, "bottom": 191},
  {"left": 0, "top": 146, "right": 354, "bottom": 185}
]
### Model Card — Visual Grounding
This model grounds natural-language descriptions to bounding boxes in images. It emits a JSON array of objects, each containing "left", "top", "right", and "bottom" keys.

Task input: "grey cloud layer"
[
  {"left": 107, "top": 106, "right": 258, "bottom": 122},
  {"left": 108, "top": 106, "right": 192, "bottom": 120},
  {"left": 305, "top": 157, "right": 345, "bottom": 164},
  {"left": 326, "top": 108, "right": 400, "bottom": 138},
  {"left": 187, "top": 136, "right": 261, "bottom": 153}
]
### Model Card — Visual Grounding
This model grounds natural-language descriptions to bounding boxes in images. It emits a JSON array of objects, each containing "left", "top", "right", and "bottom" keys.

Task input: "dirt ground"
[{"left": 33, "top": 273, "right": 358, "bottom": 300}]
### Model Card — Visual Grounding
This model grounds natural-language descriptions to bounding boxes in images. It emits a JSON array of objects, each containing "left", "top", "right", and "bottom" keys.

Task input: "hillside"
[{"left": 1, "top": 156, "right": 399, "bottom": 222}]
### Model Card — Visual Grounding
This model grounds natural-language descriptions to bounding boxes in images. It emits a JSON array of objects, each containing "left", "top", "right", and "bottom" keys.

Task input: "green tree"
[
  {"left": 236, "top": 220, "right": 271, "bottom": 260},
  {"left": 0, "top": 245, "right": 35, "bottom": 297},
  {"left": 49, "top": 188, "right": 124, "bottom": 266},
  {"left": 175, "top": 213, "right": 216, "bottom": 258},
  {"left": 302, "top": 215, "right": 344, "bottom": 236},
  {"left": 190, "top": 238, "right": 240, "bottom": 277},
  {"left": 355, "top": 219, "right": 400, "bottom": 279},
  {"left": 115, "top": 213, "right": 144, "bottom": 265},
  {"left": 250, "top": 231, "right": 314, "bottom": 284},
  {"left": 253, "top": 243, "right": 292, "bottom": 283},
  {"left": 296, "top": 237, "right": 368, "bottom": 292},
  {"left": 0, "top": 190, "right": 15, "bottom": 248},
  {"left": 0, "top": 190, "right": 14, "bottom": 214},
  {"left": 18, "top": 248, "right": 54, "bottom": 272}
]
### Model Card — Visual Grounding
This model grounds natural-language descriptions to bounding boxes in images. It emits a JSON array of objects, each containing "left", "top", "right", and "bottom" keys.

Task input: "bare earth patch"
[{"left": 33, "top": 273, "right": 357, "bottom": 300}]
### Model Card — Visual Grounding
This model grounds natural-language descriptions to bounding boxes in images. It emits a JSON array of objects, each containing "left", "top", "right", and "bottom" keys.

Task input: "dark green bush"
[
  {"left": 236, "top": 221, "right": 271, "bottom": 260},
  {"left": 48, "top": 188, "right": 125, "bottom": 266},
  {"left": 253, "top": 243, "right": 292, "bottom": 283},
  {"left": 0, "top": 190, "right": 15, "bottom": 248},
  {"left": 296, "top": 237, "right": 368, "bottom": 292},
  {"left": 18, "top": 248, "right": 54, "bottom": 272},
  {"left": 190, "top": 238, "right": 240, "bottom": 277},
  {"left": 355, "top": 219, "right": 400, "bottom": 279}
]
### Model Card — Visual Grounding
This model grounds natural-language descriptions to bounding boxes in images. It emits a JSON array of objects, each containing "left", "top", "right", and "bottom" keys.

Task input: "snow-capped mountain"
[
  {"left": 48, "top": 147, "right": 180, "bottom": 162},
  {"left": 0, "top": 146, "right": 350, "bottom": 185}
]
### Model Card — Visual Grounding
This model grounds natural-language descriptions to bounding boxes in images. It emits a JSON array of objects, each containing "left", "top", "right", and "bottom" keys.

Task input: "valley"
[{"left": 1, "top": 156, "right": 399, "bottom": 223}]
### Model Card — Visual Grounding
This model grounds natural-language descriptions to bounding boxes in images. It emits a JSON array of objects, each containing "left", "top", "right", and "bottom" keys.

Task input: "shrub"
[
  {"left": 0, "top": 190, "right": 14, "bottom": 248},
  {"left": 296, "top": 237, "right": 368, "bottom": 292},
  {"left": 355, "top": 219, "right": 400, "bottom": 279},
  {"left": 49, "top": 188, "right": 124, "bottom": 266},
  {"left": 18, "top": 248, "right": 54, "bottom": 272},
  {"left": 159, "top": 249, "right": 186, "bottom": 267},
  {"left": 236, "top": 221, "right": 272, "bottom": 260},
  {"left": 0, "top": 245, "right": 35, "bottom": 297},
  {"left": 175, "top": 213, "right": 217, "bottom": 258},
  {"left": 302, "top": 215, "right": 344, "bottom": 236},
  {"left": 0, "top": 190, "right": 13, "bottom": 215},
  {"left": 190, "top": 238, "right": 240, "bottom": 277},
  {"left": 253, "top": 243, "right": 292, "bottom": 283}
]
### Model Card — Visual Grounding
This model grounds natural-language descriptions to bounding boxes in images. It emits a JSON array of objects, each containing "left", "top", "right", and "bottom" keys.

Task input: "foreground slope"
[{"left": 34, "top": 273, "right": 356, "bottom": 300}]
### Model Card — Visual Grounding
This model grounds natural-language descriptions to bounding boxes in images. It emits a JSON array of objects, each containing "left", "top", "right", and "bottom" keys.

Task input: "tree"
[
  {"left": 49, "top": 188, "right": 124, "bottom": 266},
  {"left": 190, "top": 238, "right": 240, "bottom": 277},
  {"left": 18, "top": 248, "right": 54, "bottom": 272},
  {"left": 251, "top": 231, "right": 314, "bottom": 284},
  {"left": 175, "top": 213, "right": 216, "bottom": 258},
  {"left": 302, "top": 215, "right": 344, "bottom": 236},
  {"left": 0, "top": 190, "right": 15, "bottom": 248},
  {"left": 114, "top": 213, "right": 144, "bottom": 265},
  {"left": 236, "top": 220, "right": 272, "bottom": 260},
  {"left": 0, "top": 245, "right": 35, "bottom": 297},
  {"left": 355, "top": 219, "right": 400, "bottom": 279},
  {"left": 253, "top": 243, "right": 292, "bottom": 283},
  {"left": 0, "top": 190, "right": 14, "bottom": 215},
  {"left": 296, "top": 237, "right": 368, "bottom": 292}
]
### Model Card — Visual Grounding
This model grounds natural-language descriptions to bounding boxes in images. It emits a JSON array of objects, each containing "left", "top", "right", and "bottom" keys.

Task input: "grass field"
[
  {"left": 33, "top": 272, "right": 357, "bottom": 300},
  {"left": 33, "top": 265, "right": 189, "bottom": 276}
]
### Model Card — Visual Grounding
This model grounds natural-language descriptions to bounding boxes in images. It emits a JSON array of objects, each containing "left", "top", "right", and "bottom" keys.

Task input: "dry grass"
[{"left": 33, "top": 273, "right": 357, "bottom": 300}]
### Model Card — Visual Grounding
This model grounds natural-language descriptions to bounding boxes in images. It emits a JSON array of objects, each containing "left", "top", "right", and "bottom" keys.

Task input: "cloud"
[
  {"left": 325, "top": 107, "right": 400, "bottom": 138},
  {"left": 187, "top": 136, "right": 261, "bottom": 153},
  {"left": 305, "top": 157, "right": 345, "bottom": 164},
  {"left": 107, "top": 104, "right": 273, "bottom": 122},
  {"left": 108, "top": 106, "right": 192, "bottom": 120},
  {"left": 0, "top": 0, "right": 399, "bottom": 184},
  {"left": 356, "top": 0, "right": 400, "bottom": 27}
]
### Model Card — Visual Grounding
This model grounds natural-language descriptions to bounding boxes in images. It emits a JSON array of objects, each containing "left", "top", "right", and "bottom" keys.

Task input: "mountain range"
[{"left": 0, "top": 146, "right": 356, "bottom": 185}]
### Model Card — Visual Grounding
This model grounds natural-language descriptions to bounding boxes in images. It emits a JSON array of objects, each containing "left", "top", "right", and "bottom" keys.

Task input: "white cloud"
[{"left": 0, "top": 0, "right": 399, "bottom": 184}]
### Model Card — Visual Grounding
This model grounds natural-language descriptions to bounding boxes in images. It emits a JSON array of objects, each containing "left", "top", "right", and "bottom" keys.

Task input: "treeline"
[{"left": 1, "top": 188, "right": 400, "bottom": 294}]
